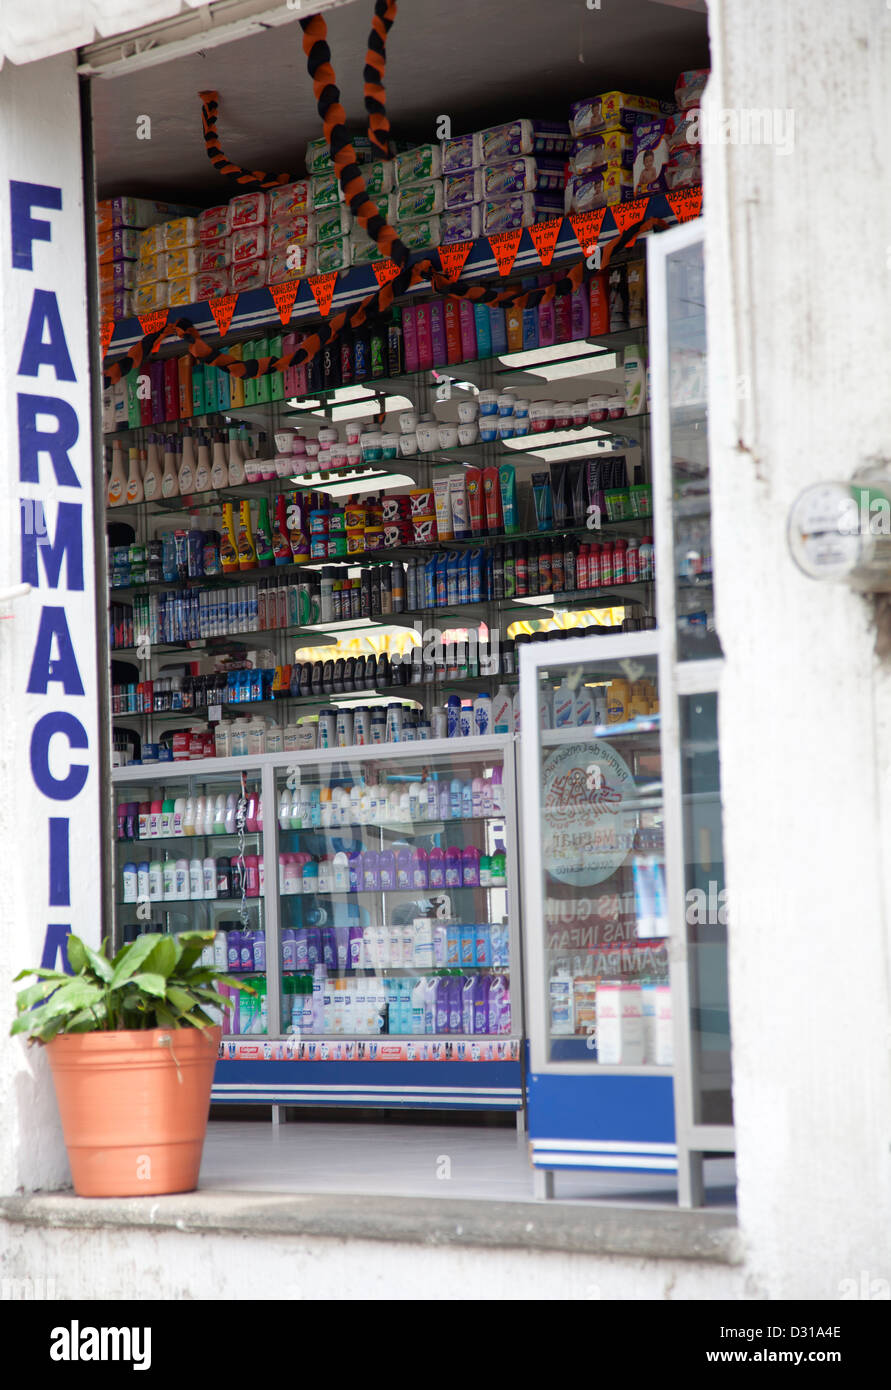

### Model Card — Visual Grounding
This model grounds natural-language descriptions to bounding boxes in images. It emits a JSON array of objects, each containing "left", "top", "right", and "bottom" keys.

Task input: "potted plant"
[{"left": 11, "top": 930, "right": 252, "bottom": 1198}]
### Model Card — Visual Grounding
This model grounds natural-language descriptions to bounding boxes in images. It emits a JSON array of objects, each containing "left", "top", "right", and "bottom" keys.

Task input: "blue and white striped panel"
[
  {"left": 212, "top": 1081, "right": 522, "bottom": 1109},
  {"left": 530, "top": 1138, "right": 678, "bottom": 1172}
]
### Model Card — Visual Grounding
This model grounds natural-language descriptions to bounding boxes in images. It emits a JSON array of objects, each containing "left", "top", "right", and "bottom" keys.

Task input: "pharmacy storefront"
[{"left": 2, "top": 0, "right": 890, "bottom": 1301}]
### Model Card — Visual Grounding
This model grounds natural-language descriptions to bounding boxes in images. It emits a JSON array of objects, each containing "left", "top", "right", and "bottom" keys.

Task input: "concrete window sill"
[{"left": 0, "top": 1191, "right": 741, "bottom": 1264}]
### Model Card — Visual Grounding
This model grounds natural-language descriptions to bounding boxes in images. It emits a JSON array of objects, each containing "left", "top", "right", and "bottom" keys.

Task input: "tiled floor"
[{"left": 200, "top": 1116, "right": 736, "bottom": 1207}]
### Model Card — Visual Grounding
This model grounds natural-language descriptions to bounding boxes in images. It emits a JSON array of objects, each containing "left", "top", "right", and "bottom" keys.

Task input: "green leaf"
[
  {"left": 165, "top": 984, "right": 201, "bottom": 1014},
  {"left": 12, "top": 967, "right": 68, "bottom": 983},
  {"left": 138, "top": 935, "right": 178, "bottom": 979},
  {"left": 43, "top": 978, "right": 105, "bottom": 1017},
  {"left": 65, "top": 1004, "right": 109, "bottom": 1032},
  {"left": 108, "top": 932, "right": 166, "bottom": 988},
  {"left": 65, "top": 935, "right": 88, "bottom": 975},
  {"left": 82, "top": 942, "right": 113, "bottom": 983},
  {"left": 15, "top": 979, "right": 62, "bottom": 1012},
  {"left": 191, "top": 987, "right": 234, "bottom": 1010},
  {"left": 125, "top": 972, "right": 169, "bottom": 999}
]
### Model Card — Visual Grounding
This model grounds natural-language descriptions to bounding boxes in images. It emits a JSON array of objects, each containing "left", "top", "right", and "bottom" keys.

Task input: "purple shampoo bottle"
[{"left": 445, "top": 846, "right": 462, "bottom": 887}]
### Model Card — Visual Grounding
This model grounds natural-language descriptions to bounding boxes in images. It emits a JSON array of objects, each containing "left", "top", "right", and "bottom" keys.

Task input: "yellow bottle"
[
  {"left": 236, "top": 499, "right": 257, "bottom": 571},
  {"left": 220, "top": 502, "right": 239, "bottom": 574}
]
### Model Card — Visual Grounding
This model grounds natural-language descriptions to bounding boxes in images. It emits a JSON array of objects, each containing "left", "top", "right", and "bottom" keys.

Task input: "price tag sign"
[{"left": 208, "top": 704, "right": 222, "bottom": 723}]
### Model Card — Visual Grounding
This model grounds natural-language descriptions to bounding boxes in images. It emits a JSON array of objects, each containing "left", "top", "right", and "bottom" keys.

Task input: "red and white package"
[
  {"left": 198, "top": 205, "right": 230, "bottom": 241},
  {"left": 229, "top": 225, "right": 267, "bottom": 264},
  {"left": 266, "top": 246, "right": 316, "bottom": 283},
  {"left": 197, "top": 268, "right": 231, "bottom": 299},
  {"left": 230, "top": 258, "right": 269, "bottom": 292},
  {"left": 229, "top": 191, "right": 269, "bottom": 229},
  {"left": 268, "top": 214, "right": 315, "bottom": 250},
  {"left": 269, "top": 180, "right": 313, "bottom": 219},
  {"left": 198, "top": 238, "right": 229, "bottom": 273}
]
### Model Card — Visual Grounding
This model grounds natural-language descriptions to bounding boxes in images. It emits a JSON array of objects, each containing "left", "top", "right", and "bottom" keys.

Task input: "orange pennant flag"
[
  {"left": 137, "top": 309, "right": 169, "bottom": 337},
  {"left": 527, "top": 216, "right": 563, "bottom": 267},
  {"left": 667, "top": 186, "right": 703, "bottom": 223},
  {"left": 100, "top": 320, "right": 115, "bottom": 358},
  {"left": 567, "top": 209, "right": 607, "bottom": 255},
  {"left": 608, "top": 197, "right": 651, "bottom": 244},
  {"left": 269, "top": 279, "right": 301, "bottom": 326},
  {"left": 487, "top": 228, "right": 523, "bottom": 278},
  {"left": 371, "top": 258, "right": 401, "bottom": 288},
  {"left": 307, "top": 271, "right": 339, "bottom": 318},
  {"left": 207, "top": 292, "right": 238, "bottom": 337},
  {"left": 438, "top": 240, "right": 473, "bottom": 281}
]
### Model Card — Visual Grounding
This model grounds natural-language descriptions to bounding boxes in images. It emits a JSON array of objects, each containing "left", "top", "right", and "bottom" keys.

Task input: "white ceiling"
[{"left": 90, "top": 0, "right": 709, "bottom": 199}]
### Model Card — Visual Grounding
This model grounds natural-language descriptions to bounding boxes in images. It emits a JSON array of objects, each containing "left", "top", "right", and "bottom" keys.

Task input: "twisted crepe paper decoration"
[{"left": 103, "top": 3, "right": 663, "bottom": 389}]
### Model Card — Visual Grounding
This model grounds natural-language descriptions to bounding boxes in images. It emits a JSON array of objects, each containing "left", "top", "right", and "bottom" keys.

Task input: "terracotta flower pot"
[{"left": 46, "top": 1026, "right": 221, "bottom": 1198}]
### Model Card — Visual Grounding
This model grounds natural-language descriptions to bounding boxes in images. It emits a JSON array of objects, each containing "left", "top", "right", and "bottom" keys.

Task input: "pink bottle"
[
  {"left": 461, "top": 845, "right": 480, "bottom": 887},
  {"left": 428, "top": 846, "right": 445, "bottom": 889},
  {"left": 411, "top": 847, "right": 428, "bottom": 889},
  {"left": 570, "top": 283, "right": 590, "bottom": 340},
  {"left": 538, "top": 274, "right": 556, "bottom": 347},
  {"left": 458, "top": 299, "right": 478, "bottom": 360},
  {"left": 444, "top": 846, "right": 462, "bottom": 888},
  {"left": 415, "top": 304, "right": 434, "bottom": 371},
  {"left": 402, "top": 304, "right": 420, "bottom": 374}
]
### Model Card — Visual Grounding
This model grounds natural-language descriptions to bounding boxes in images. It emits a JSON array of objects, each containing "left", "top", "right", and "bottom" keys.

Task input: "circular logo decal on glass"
[{"left": 541, "top": 739, "right": 637, "bottom": 887}]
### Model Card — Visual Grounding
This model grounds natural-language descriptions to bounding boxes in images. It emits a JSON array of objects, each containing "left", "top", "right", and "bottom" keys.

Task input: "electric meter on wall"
[{"left": 788, "top": 481, "right": 891, "bottom": 591}]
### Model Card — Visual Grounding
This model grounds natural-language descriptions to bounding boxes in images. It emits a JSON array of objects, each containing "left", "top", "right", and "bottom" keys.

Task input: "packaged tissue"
[
  {"left": 267, "top": 245, "right": 316, "bottom": 282},
  {"left": 164, "top": 216, "right": 199, "bottom": 249},
  {"left": 395, "top": 144, "right": 442, "bottom": 184},
  {"left": 479, "top": 119, "right": 534, "bottom": 162},
  {"left": 136, "top": 249, "right": 168, "bottom": 285},
  {"left": 441, "top": 132, "right": 481, "bottom": 173},
  {"left": 675, "top": 69, "right": 709, "bottom": 110},
  {"left": 230, "top": 259, "right": 269, "bottom": 293},
  {"left": 315, "top": 237, "right": 350, "bottom": 273},
  {"left": 482, "top": 158, "right": 565, "bottom": 198},
  {"left": 197, "top": 269, "right": 231, "bottom": 300},
  {"left": 310, "top": 172, "right": 342, "bottom": 209},
  {"left": 388, "top": 179, "right": 445, "bottom": 220},
  {"left": 166, "top": 245, "right": 201, "bottom": 279},
  {"left": 97, "top": 228, "right": 140, "bottom": 264},
  {"left": 481, "top": 193, "right": 537, "bottom": 234},
  {"left": 306, "top": 133, "right": 373, "bottom": 174},
  {"left": 197, "top": 205, "right": 230, "bottom": 241},
  {"left": 396, "top": 215, "right": 442, "bottom": 250},
  {"left": 359, "top": 159, "right": 395, "bottom": 199},
  {"left": 269, "top": 180, "right": 313, "bottom": 219},
  {"left": 268, "top": 213, "right": 316, "bottom": 251},
  {"left": 167, "top": 276, "right": 199, "bottom": 307},
  {"left": 100, "top": 288, "right": 136, "bottom": 320},
  {"left": 98, "top": 259, "right": 138, "bottom": 291},
  {"left": 229, "top": 191, "right": 268, "bottom": 229},
  {"left": 229, "top": 225, "right": 267, "bottom": 263},
  {"left": 134, "top": 281, "right": 169, "bottom": 313},
  {"left": 96, "top": 197, "right": 197, "bottom": 234},
  {"left": 314, "top": 204, "right": 353, "bottom": 242},
  {"left": 441, "top": 205, "right": 481, "bottom": 243},
  {"left": 198, "top": 239, "right": 229, "bottom": 273},
  {"left": 444, "top": 169, "right": 481, "bottom": 209}
]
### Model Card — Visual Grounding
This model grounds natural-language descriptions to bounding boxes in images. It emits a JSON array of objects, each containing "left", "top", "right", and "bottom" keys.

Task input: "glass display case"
[{"left": 111, "top": 737, "right": 523, "bottom": 1111}]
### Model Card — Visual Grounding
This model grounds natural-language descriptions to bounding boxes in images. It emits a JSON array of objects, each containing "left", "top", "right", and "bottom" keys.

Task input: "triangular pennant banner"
[
  {"left": 527, "top": 217, "right": 563, "bottom": 267},
  {"left": 371, "top": 258, "right": 401, "bottom": 288},
  {"left": 137, "top": 309, "right": 169, "bottom": 338},
  {"left": 207, "top": 292, "right": 238, "bottom": 337},
  {"left": 100, "top": 320, "right": 115, "bottom": 359},
  {"left": 567, "top": 209, "right": 607, "bottom": 255},
  {"left": 487, "top": 228, "right": 523, "bottom": 278},
  {"left": 608, "top": 197, "right": 651, "bottom": 244},
  {"left": 307, "top": 271, "right": 339, "bottom": 317},
  {"left": 438, "top": 240, "right": 473, "bottom": 281},
  {"left": 667, "top": 186, "right": 703, "bottom": 223},
  {"left": 269, "top": 279, "right": 301, "bottom": 326}
]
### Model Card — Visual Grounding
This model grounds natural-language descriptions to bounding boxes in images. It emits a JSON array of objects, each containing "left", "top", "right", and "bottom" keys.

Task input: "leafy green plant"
[{"left": 11, "top": 932, "right": 253, "bottom": 1043}]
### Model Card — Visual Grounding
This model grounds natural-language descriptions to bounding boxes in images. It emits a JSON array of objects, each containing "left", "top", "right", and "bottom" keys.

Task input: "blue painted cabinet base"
[
  {"left": 212, "top": 1059, "right": 524, "bottom": 1111},
  {"left": 527, "top": 1071, "right": 677, "bottom": 1173}
]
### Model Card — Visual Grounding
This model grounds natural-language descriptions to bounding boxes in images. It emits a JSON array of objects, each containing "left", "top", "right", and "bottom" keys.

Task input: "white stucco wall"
[
  {"left": 704, "top": 0, "right": 891, "bottom": 1298},
  {"left": 0, "top": 52, "right": 100, "bottom": 1195}
]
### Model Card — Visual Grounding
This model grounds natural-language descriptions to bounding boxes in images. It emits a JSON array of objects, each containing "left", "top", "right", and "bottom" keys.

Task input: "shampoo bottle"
[
  {"left": 220, "top": 503, "right": 239, "bottom": 573},
  {"left": 236, "top": 500, "right": 257, "bottom": 570}
]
